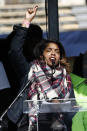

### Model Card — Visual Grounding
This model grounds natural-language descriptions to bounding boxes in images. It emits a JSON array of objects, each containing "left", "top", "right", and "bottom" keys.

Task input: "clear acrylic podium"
[{"left": 23, "top": 98, "right": 87, "bottom": 131}]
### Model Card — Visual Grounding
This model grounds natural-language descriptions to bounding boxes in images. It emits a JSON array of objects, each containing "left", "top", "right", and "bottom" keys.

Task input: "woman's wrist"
[{"left": 22, "top": 19, "right": 30, "bottom": 28}]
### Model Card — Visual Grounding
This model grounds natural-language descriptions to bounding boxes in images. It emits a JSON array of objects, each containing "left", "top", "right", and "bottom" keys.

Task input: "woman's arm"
[
  {"left": 22, "top": 5, "right": 38, "bottom": 28},
  {"left": 8, "top": 6, "right": 38, "bottom": 81}
]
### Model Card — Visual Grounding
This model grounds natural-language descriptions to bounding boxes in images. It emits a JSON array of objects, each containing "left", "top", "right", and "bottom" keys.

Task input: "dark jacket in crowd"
[{"left": 0, "top": 31, "right": 21, "bottom": 116}]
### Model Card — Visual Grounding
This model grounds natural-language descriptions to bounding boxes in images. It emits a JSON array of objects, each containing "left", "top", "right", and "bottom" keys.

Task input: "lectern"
[{"left": 23, "top": 98, "right": 87, "bottom": 131}]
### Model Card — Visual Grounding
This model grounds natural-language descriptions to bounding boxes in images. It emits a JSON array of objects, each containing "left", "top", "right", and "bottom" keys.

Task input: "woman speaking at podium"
[{"left": 7, "top": 5, "right": 75, "bottom": 131}]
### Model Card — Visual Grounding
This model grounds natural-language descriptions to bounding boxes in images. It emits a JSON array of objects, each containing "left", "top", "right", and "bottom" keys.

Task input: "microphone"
[
  {"left": 51, "top": 59, "right": 56, "bottom": 77},
  {"left": 51, "top": 59, "right": 55, "bottom": 69},
  {"left": 51, "top": 59, "right": 56, "bottom": 84}
]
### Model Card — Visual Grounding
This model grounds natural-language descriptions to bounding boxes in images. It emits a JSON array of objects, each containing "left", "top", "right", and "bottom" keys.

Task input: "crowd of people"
[{"left": 0, "top": 5, "right": 76, "bottom": 131}]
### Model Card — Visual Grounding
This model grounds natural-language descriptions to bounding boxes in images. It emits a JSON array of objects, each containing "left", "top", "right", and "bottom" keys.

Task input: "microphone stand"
[
  {"left": 28, "top": 86, "right": 41, "bottom": 131},
  {"left": 0, "top": 79, "right": 31, "bottom": 130},
  {"left": 51, "top": 60, "right": 56, "bottom": 84}
]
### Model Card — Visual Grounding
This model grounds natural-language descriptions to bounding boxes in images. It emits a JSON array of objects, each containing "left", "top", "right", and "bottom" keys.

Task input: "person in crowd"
[
  {"left": 6, "top": 5, "right": 75, "bottom": 131},
  {"left": 0, "top": 30, "right": 21, "bottom": 131},
  {"left": 0, "top": 28, "right": 22, "bottom": 117},
  {"left": 0, "top": 32, "right": 18, "bottom": 114}
]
